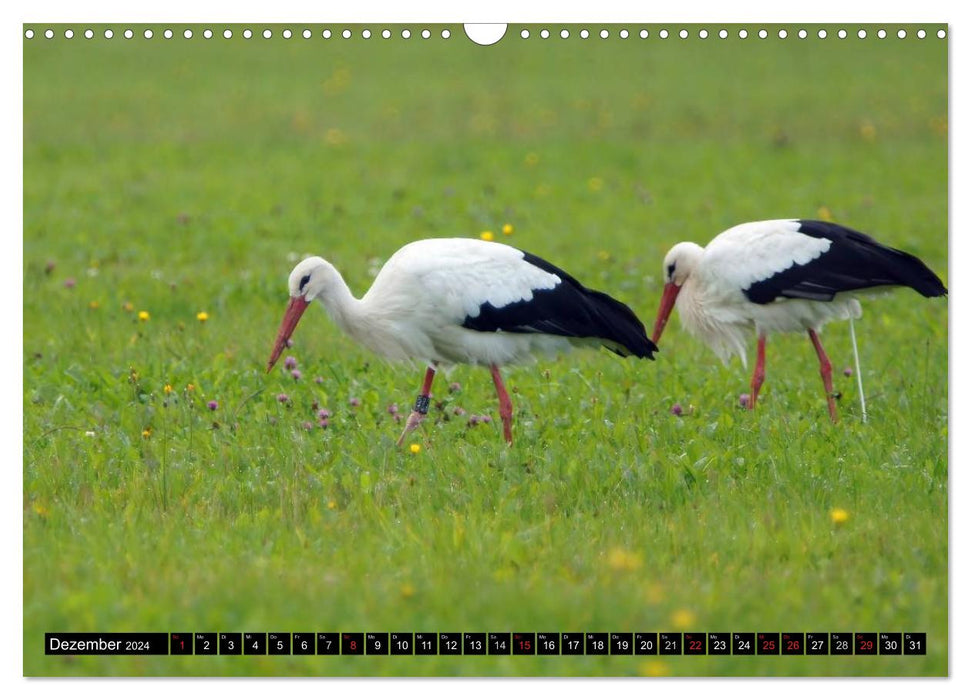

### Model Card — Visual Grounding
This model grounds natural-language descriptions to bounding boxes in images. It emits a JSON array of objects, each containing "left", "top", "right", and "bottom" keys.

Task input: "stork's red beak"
[
  {"left": 267, "top": 296, "right": 310, "bottom": 372},
  {"left": 651, "top": 282, "right": 681, "bottom": 345}
]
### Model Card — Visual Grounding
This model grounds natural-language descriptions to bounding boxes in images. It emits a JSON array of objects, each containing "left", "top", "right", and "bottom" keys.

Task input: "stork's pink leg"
[
  {"left": 489, "top": 364, "right": 514, "bottom": 445},
  {"left": 808, "top": 329, "right": 838, "bottom": 424},
  {"left": 749, "top": 334, "right": 767, "bottom": 411},
  {"left": 397, "top": 365, "right": 436, "bottom": 446}
]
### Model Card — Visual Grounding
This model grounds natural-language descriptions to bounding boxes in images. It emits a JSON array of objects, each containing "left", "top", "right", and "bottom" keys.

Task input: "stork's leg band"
[{"left": 413, "top": 394, "right": 430, "bottom": 415}]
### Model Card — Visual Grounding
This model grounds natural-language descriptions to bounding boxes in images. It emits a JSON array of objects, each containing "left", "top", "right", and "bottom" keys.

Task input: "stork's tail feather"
[
  {"left": 582, "top": 289, "right": 658, "bottom": 359},
  {"left": 796, "top": 220, "right": 947, "bottom": 298},
  {"left": 460, "top": 248, "right": 656, "bottom": 359},
  {"left": 887, "top": 248, "right": 948, "bottom": 298}
]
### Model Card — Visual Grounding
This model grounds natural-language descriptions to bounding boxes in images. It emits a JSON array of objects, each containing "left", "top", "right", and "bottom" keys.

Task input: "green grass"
[{"left": 23, "top": 23, "right": 947, "bottom": 676}]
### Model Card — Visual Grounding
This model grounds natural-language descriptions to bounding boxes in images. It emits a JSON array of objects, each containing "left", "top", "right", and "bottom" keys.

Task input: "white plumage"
[
  {"left": 349, "top": 239, "right": 567, "bottom": 366},
  {"left": 651, "top": 219, "right": 946, "bottom": 422},
  {"left": 268, "top": 237, "right": 655, "bottom": 444},
  {"left": 661, "top": 221, "right": 861, "bottom": 365}
]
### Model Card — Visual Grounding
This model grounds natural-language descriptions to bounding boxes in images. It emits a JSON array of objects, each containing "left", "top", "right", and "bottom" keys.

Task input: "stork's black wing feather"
[
  {"left": 462, "top": 251, "right": 657, "bottom": 359},
  {"left": 744, "top": 220, "right": 947, "bottom": 304}
]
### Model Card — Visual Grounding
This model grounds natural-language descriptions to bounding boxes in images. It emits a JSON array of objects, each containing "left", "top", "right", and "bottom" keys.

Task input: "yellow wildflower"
[
  {"left": 196, "top": 311, "right": 209, "bottom": 323},
  {"left": 639, "top": 660, "right": 670, "bottom": 677},
  {"left": 141, "top": 427, "right": 152, "bottom": 439},
  {"left": 327, "top": 500, "right": 337, "bottom": 510},
  {"left": 186, "top": 383, "right": 195, "bottom": 392},
  {"left": 163, "top": 384, "right": 173, "bottom": 394},
  {"left": 137, "top": 310, "right": 150, "bottom": 322},
  {"left": 88, "top": 300, "right": 100, "bottom": 310},
  {"left": 409, "top": 443, "right": 421, "bottom": 454},
  {"left": 480, "top": 231, "right": 495, "bottom": 242},
  {"left": 400, "top": 583, "right": 416, "bottom": 598},
  {"left": 607, "top": 547, "right": 643, "bottom": 572},
  {"left": 502, "top": 223, "right": 514, "bottom": 236},
  {"left": 817, "top": 206, "right": 833, "bottom": 222},
  {"left": 122, "top": 301, "right": 134, "bottom": 312},
  {"left": 830, "top": 507, "right": 850, "bottom": 525},
  {"left": 324, "top": 127, "right": 346, "bottom": 146},
  {"left": 671, "top": 608, "right": 696, "bottom": 628}
]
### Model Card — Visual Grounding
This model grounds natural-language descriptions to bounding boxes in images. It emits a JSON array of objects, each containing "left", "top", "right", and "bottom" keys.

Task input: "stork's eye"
[
  {"left": 666, "top": 263, "right": 676, "bottom": 278},
  {"left": 299, "top": 274, "right": 311, "bottom": 291}
]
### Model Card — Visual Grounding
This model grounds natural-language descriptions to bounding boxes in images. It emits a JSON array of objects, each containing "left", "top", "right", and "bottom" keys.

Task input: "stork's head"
[
  {"left": 287, "top": 256, "right": 337, "bottom": 301},
  {"left": 267, "top": 257, "right": 334, "bottom": 372},
  {"left": 652, "top": 242, "right": 703, "bottom": 344}
]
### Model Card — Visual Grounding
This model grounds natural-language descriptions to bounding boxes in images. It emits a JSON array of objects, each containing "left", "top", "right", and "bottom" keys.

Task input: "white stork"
[
  {"left": 267, "top": 238, "right": 656, "bottom": 444},
  {"left": 651, "top": 219, "right": 947, "bottom": 422}
]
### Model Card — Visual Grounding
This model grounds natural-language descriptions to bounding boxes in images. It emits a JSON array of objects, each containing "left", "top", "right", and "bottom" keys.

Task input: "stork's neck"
[{"left": 314, "top": 271, "right": 365, "bottom": 336}]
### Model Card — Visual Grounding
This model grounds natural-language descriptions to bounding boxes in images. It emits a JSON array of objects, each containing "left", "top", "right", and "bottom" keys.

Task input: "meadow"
[{"left": 23, "top": 24, "right": 948, "bottom": 676}]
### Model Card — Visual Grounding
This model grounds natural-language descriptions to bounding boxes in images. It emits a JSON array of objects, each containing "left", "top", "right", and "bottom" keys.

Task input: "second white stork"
[
  {"left": 267, "top": 237, "right": 657, "bottom": 445},
  {"left": 651, "top": 219, "right": 947, "bottom": 422}
]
